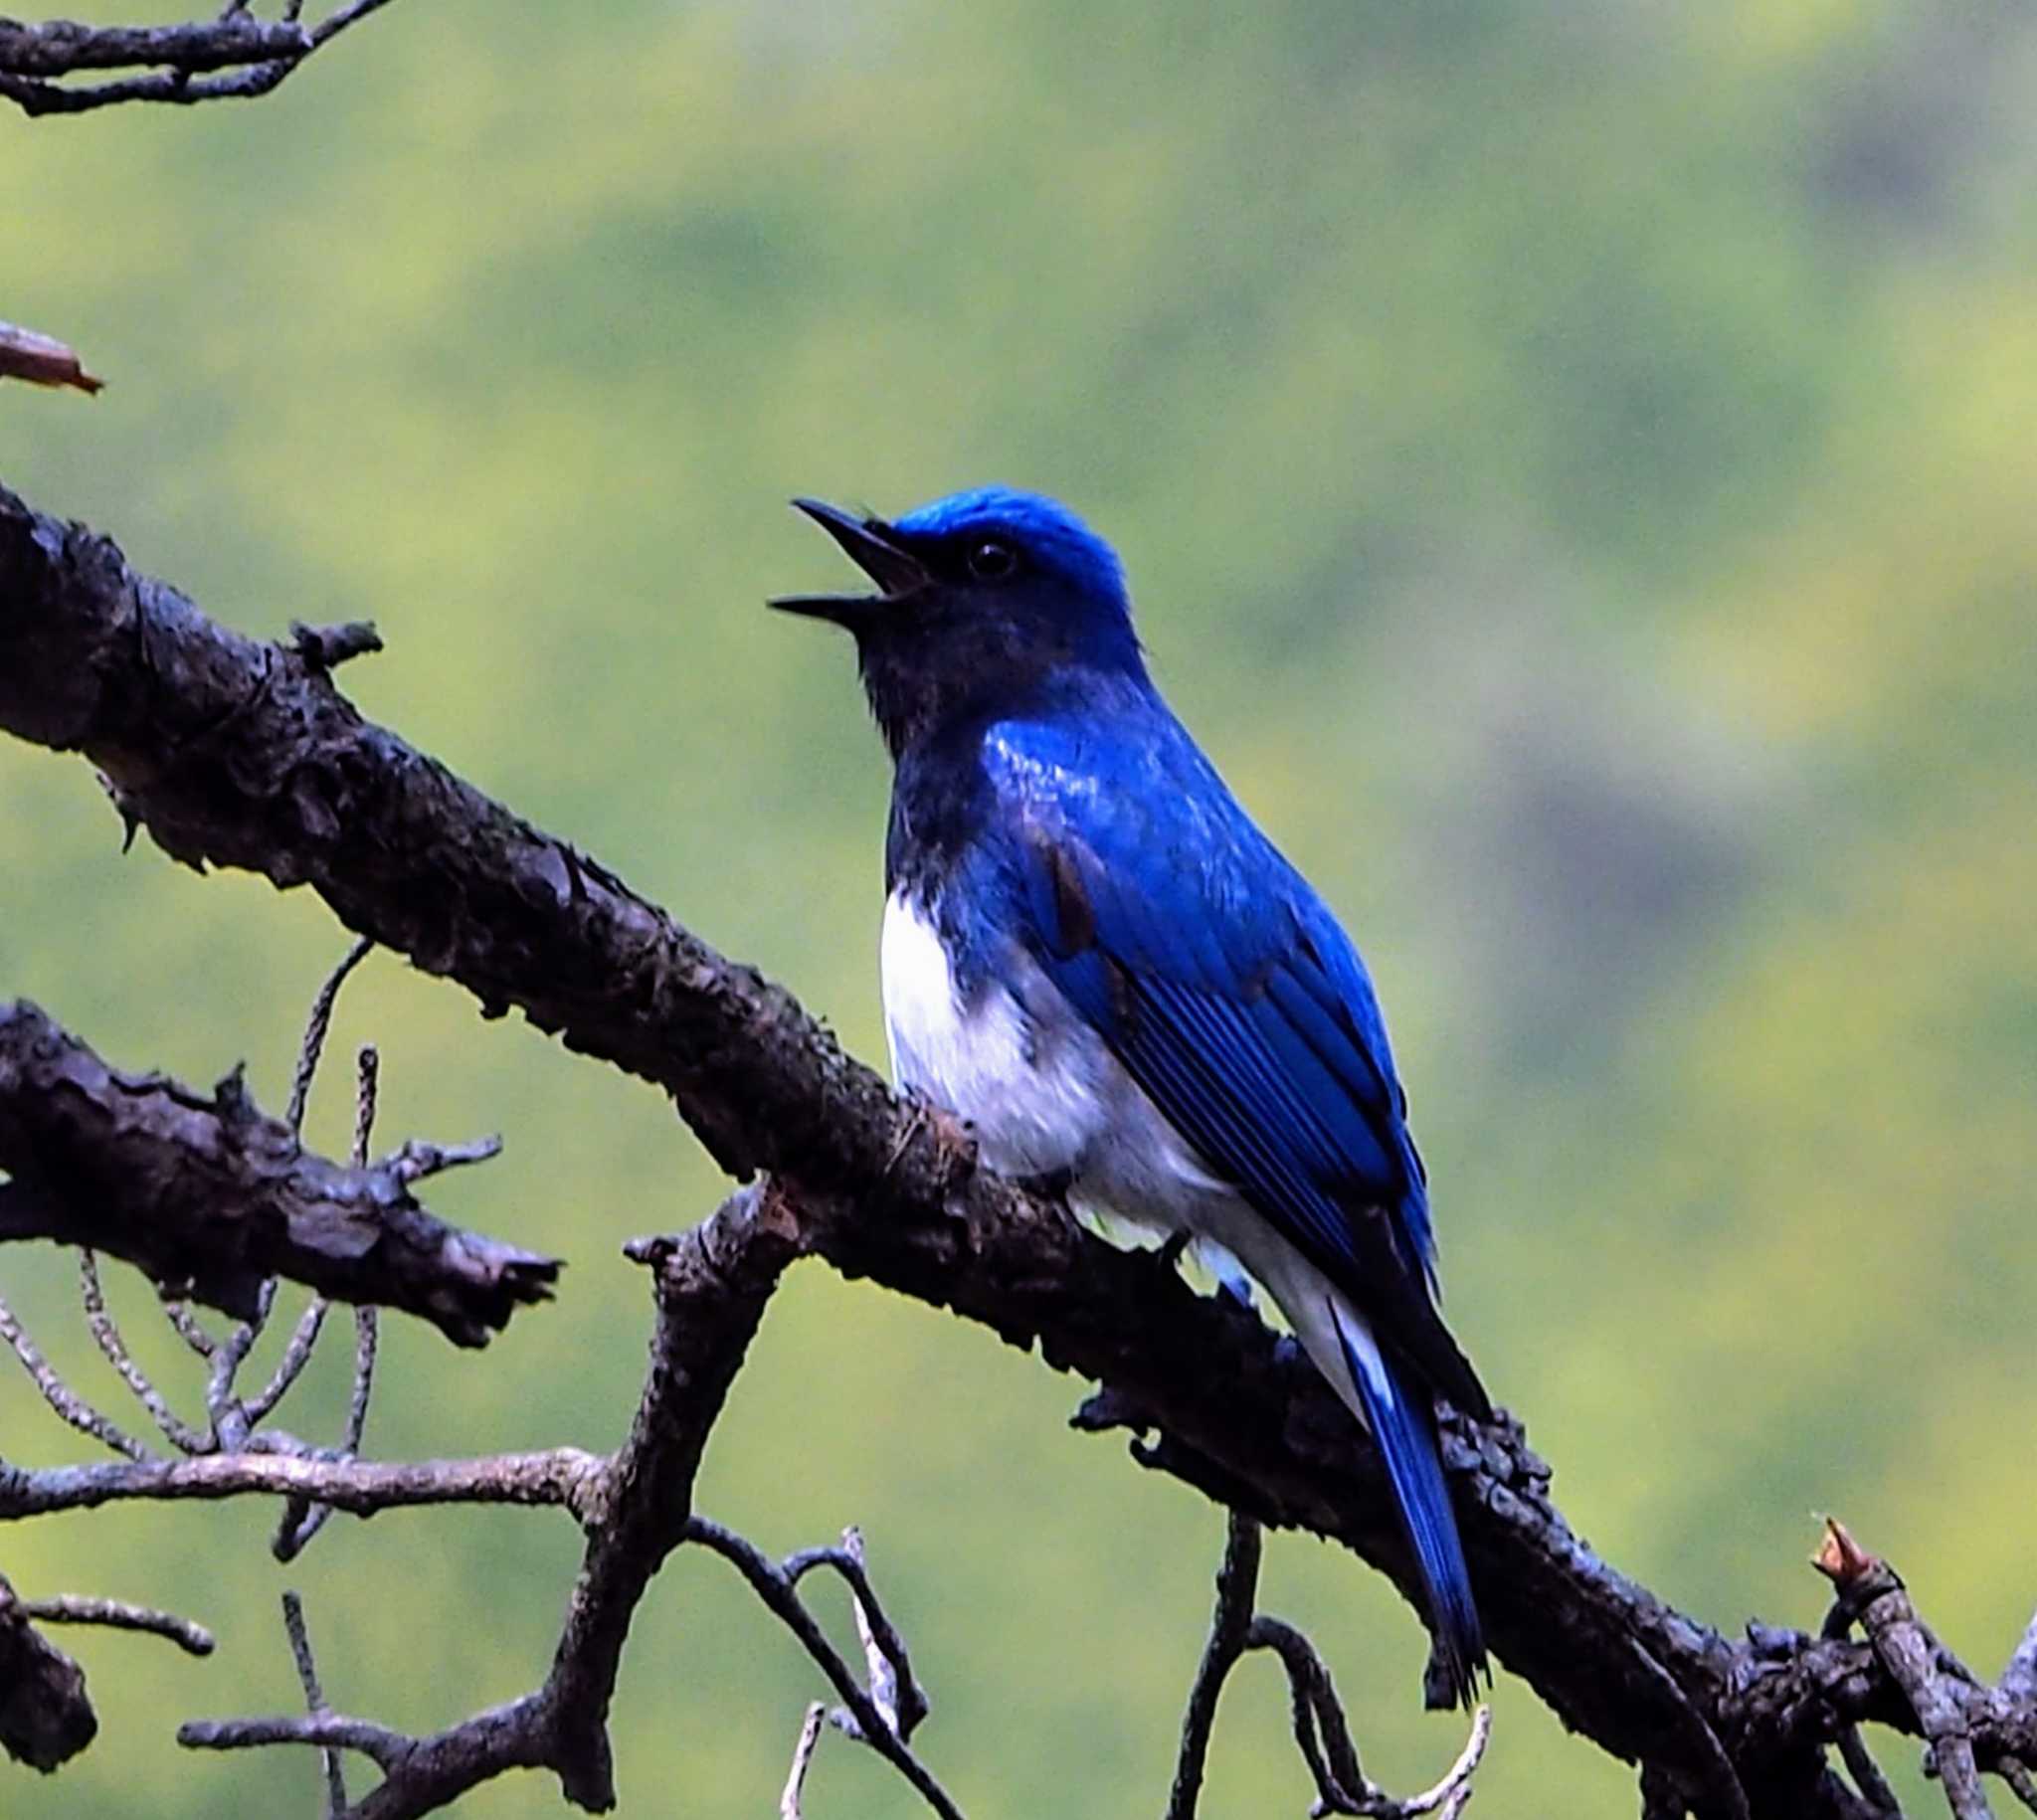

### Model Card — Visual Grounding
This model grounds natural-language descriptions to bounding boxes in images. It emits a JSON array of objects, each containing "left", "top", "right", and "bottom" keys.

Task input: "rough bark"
[
  {"left": 0, "top": 999, "right": 558, "bottom": 1343},
  {"left": 0, "top": 1584, "right": 94, "bottom": 1772},
  {"left": 4, "top": 477, "right": 2032, "bottom": 1815}
]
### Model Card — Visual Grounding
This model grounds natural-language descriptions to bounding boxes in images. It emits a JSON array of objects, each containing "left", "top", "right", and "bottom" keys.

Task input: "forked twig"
[
  {"left": 1167, "top": 1510, "right": 1488, "bottom": 1820},
  {"left": 0, "top": 1289, "right": 156, "bottom": 1462},
  {"left": 685, "top": 1516, "right": 957, "bottom": 1818}
]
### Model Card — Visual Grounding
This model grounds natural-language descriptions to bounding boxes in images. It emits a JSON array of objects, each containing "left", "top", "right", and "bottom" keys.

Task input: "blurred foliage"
[{"left": 4, "top": 0, "right": 2036, "bottom": 1814}]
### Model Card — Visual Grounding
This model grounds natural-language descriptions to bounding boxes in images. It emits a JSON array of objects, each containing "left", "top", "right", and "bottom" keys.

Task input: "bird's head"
[{"left": 772, "top": 486, "right": 1147, "bottom": 756}]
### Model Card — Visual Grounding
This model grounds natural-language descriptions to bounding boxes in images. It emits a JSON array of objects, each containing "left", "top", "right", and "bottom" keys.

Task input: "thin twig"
[
  {"left": 12, "top": 1590, "right": 214, "bottom": 1657},
  {"left": 0, "top": 1290, "right": 156, "bottom": 1462},
  {"left": 1167, "top": 1509, "right": 1488, "bottom": 1820},
  {"left": 781, "top": 1703, "right": 826, "bottom": 1820},
  {"left": 684, "top": 1517, "right": 963, "bottom": 1820},
  {"left": 384, "top": 1133, "right": 503, "bottom": 1184},
  {"left": 178, "top": 1710, "right": 415, "bottom": 1773},
  {"left": 1247, "top": 1613, "right": 1375, "bottom": 1810},
  {"left": 220, "top": 938, "right": 376, "bottom": 1447},
  {"left": 278, "top": 1044, "right": 384, "bottom": 1559},
  {"left": 841, "top": 1528, "right": 900, "bottom": 1735},
  {"left": 78, "top": 1249, "right": 207, "bottom": 1452},
  {"left": 1836, "top": 1725, "right": 1903, "bottom": 1815},
  {"left": 163, "top": 1300, "right": 221, "bottom": 1359},
  {"left": 281, "top": 1591, "right": 348, "bottom": 1816},
  {"left": 782, "top": 1535, "right": 931, "bottom": 1740},
  {"left": 288, "top": 938, "right": 374, "bottom": 1135},
  {"left": 1168, "top": 1508, "right": 1263, "bottom": 1819},
  {"left": 242, "top": 1296, "right": 333, "bottom": 1426}
]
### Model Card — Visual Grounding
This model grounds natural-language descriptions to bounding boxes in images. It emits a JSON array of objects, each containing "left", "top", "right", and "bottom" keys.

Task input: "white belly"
[
  {"left": 879, "top": 887, "right": 1387, "bottom": 1434},
  {"left": 882, "top": 891, "right": 1227, "bottom": 1225}
]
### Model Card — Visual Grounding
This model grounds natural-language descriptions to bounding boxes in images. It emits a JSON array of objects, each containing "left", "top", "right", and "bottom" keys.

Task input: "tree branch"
[
  {"left": 0, "top": 1577, "right": 94, "bottom": 1770},
  {"left": 165, "top": 1186, "right": 959, "bottom": 1819},
  {"left": 0, "top": 999, "right": 558, "bottom": 1343},
  {"left": 0, "top": 3, "right": 401, "bottom": 117},
  {"left": 6, "top": 476, "right": 2037, "bottom": 1814}
]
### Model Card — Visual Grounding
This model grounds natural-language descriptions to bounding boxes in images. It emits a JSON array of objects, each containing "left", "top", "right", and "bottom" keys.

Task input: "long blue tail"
[{"left": 1336, "top": 1308, "right": 1486, "bottom": 1709}]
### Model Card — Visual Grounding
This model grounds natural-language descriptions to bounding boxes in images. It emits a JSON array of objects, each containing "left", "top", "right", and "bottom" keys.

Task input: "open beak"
[{"left": 769, "top": 498, "right": 930, "bottom": 627}]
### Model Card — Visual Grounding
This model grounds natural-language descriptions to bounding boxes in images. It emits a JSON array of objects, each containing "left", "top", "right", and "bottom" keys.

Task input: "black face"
[{"left": 771, "top": 494, "right": 1144, "bottom": 759}]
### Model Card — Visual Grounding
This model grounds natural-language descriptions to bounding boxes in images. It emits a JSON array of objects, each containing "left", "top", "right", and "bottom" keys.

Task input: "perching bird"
[{"left": 773, "top": 486, "right": 1490, "bottom": 1706}]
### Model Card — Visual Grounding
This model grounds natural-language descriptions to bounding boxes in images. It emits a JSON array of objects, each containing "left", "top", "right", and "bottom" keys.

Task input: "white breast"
[
  {"left": 879, "top": 889, "right": 1230, "bottom": 1215},
  {"left": 880, "top": 892, "right": 1383, "bottom": 1437},
  {"left": 881, "top": 891, "right": 1092, "bottom": 1180}
]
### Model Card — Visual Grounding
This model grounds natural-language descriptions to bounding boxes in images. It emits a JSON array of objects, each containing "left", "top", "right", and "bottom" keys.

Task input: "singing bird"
[{"left": 773, "top": 487, "right": 1490, "bottom": 1704}]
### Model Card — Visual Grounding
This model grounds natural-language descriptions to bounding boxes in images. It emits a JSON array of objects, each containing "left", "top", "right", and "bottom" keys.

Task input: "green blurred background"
[{"left": 5, "top": 1, "right": 2035, "bottom": 1814}]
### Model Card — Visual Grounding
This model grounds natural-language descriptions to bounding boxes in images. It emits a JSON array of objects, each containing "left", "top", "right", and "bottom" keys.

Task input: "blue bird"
[{"left": 773, "top": 486, "right": 1490, "bottom": 1706}]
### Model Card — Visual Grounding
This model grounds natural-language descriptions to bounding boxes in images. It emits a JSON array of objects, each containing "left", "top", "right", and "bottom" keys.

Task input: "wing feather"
[{"left": 988, "top": 719, "right": 1488, "bottom": 1417}]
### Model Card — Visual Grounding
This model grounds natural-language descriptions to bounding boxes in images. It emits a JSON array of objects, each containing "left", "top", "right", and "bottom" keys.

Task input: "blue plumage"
[{"left": 775, "top": 486, "right": 1490, "bottom": 1707}]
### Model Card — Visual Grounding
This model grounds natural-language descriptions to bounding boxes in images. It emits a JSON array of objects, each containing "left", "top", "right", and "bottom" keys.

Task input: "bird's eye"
[{"left": 966, "top": 538, "right": 1018, "bottom": 583}]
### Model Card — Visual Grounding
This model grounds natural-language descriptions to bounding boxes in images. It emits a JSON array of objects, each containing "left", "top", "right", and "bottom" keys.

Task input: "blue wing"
[{"left": 980, "top": 708, "right": 1488, "bottom": 1421}]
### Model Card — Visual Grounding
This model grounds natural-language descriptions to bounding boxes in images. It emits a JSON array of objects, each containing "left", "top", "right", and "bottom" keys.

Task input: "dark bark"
[
  {"left": 0, "top": 1582, "right": 94, "bottom": 1772},
  {"left": 0, "top": 16, "right": 309, "bottom": 78},
  {"left": 0, "top": 3, "right": 398, "bottom": 116},
  {"left": 3, "top": 477, "right": 2030, "bottom": 1814},
  {"left": 0, "top": 999, "right": 558, "bottom": 1344}
]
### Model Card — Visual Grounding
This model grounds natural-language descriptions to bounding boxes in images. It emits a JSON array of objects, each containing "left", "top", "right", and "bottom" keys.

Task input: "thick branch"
[
  {"left": 528, "top": 1186, "right": 802, "bottom": 1811},
  {"left": 0, "top": 1000, "right": 558, "bottom": 1343},
  {"left": 3, "top": 478, "right": 2030, "bottom": 1815},
  {"left": 0, "top": 1580, "right": 93, "bottom": 1770}
]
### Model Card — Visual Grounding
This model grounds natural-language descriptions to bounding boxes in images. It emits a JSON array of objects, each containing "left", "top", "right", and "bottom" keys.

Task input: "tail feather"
[{"left": 1333, "top": 1303, "right": 1486, "bottom": 1710}]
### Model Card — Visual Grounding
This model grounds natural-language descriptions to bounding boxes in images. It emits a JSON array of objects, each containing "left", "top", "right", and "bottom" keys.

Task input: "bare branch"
[
  {"left": 279, "top": 1592, "right": 348, "bottom": 1815},
  {"left": 1167, "top": 1509, "right": 1486, "bottom": 1820},
  {"left": 78, "top": 1250, "right": 207, "bottom": 1451},
  {"left": 179, "top": 1709, "right": 415, "bottom": 1772},
  {"left": 8, "top": 478, "right": 2037, "bottom": 1814},
  {"left": 0, "top": 1446, "right": 602, "bottom": 1524},
  {"left": 1836, "top": 1726, "right": 1903, "bottom": 1816},
  {"left": 0, "top": 319, "right": 102, "bottom": 393},
  {"left": 2003, "top": 1614, "right": 2037, "bottom": 1710},
  {"left": 1816, "top": 1521, "right": 1992, "bottom": 1819},
  {"left": 242, "top": 1294, "right": 333, "bottom": 1427},
  {"left": 781, "top": 1529, "right": 931, "bottom": 1741},
  {"left": 0, "top": 1000, "right": 558, "bottom": 1343},
  {"left": 287, "top": 937, "right": 374, "bottom": 1134},
  {"left": 0, "top": 1577, "right": 93, "bottom": 1770},
  {"left": 780, "top": 1703, "right": 826, "bottom": 1820},
  {"left": 1168, "top": 1508, "right": 1262, "bottom": 1817},
  {"left": 0, "top": 1288, "right": 156, "bottom": 1462},
  {"left": 12, "top": 1591, "right": 214, "bottom": 1658},
  {"left": 276, "top": 1041, "right": 386, "bottom": 1558},
  {"left": 841, "top": 1528, "right": 905, "bottom": 1738},
  {"left": 1999, "top": 1758, "right": 2037, "bottom": 1817},
  {"left": 683, "top": 1518, "right": 964, "bottom": 1820},
  {"left": 161, "top": 1187, "right": 943, "bottom": 1820},
  {"left": 0, "top": 3, "right": 401, "bottom": 117}
]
